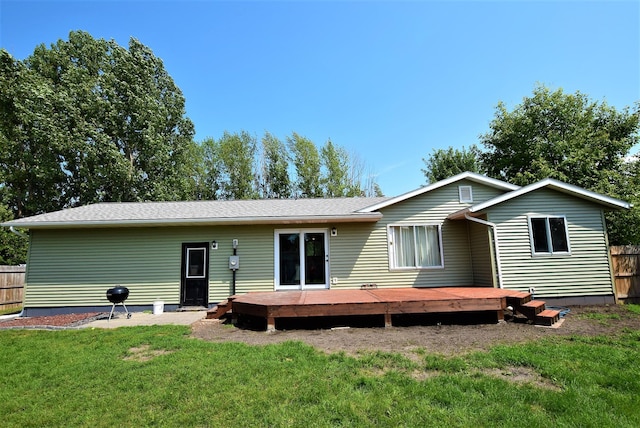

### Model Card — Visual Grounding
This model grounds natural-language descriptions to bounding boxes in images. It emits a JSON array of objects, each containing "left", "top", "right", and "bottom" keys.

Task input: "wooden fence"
[
  {"left": 0, "top": 265, "right": 25, "bottom": 312},
  {"left": 610, "top": 246, "right": 640, "bottom": 303}
]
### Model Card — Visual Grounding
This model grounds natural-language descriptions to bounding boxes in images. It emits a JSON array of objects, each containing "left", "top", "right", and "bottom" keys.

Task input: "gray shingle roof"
[{"left": 4, "top": 197, "right": 390, "bottom": 228}]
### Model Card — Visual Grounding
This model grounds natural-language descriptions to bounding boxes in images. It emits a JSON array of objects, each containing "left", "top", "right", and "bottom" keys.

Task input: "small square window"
[
  {"left": 459, "top": 186, "right": 473, "bottom": 203},
  {"left": 529, "top": 216, "right": 570, "bottom": 255}
]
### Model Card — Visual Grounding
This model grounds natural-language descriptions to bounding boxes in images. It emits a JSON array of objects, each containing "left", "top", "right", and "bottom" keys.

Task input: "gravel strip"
[{"left": 0, "top": 312, "right": 106, "bottom": 330}]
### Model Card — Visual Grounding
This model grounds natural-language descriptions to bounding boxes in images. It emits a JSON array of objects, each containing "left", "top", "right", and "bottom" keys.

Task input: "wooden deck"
[{"left": 229, "top": 287, "right": 547, "bottom": 331}]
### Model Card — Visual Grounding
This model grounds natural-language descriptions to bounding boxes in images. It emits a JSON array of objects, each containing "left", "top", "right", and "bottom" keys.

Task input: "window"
[
  {"left": 459, "top": 185, "right": 473, "bottom": 203},
  {"left": 186, "top": 247, "right": 206, "bottom": 278},
  {"left": 529, "top": 216, "right": 570, "bottom": 255},
  {"left": 388, "top": 224, "right": 443, "bottom": 269}
]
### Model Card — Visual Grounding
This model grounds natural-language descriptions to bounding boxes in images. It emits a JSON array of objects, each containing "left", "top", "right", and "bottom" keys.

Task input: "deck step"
[
  {"left": 535, "top": 309, "right": 561, "bottom": 326},
  {"left": 505, "top": 292, "right": 533, "bottom": 307},
  {"left": 206, "top": 299, "right": 233, "bottom": 319},
  {"left": 517, "top": 300, "right": 547, "bottom": 319}
]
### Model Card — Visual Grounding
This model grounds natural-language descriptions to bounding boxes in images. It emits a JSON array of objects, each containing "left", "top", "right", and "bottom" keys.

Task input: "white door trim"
[{"left": 274, "top": 228, "right": 329, "bottom": 291}]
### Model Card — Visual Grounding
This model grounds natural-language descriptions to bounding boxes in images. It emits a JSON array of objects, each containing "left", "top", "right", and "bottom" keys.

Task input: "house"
[{"left": 3, "top": 172, "right": 630, "bottom": 317}]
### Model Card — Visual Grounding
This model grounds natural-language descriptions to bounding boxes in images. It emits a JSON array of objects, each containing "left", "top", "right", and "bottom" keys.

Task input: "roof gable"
[
  {"left": 448, "top": 178, "right": 631, "bottom": 219},
  {"left": 358, "top": 172, "right": 519, "bottom": 212}
]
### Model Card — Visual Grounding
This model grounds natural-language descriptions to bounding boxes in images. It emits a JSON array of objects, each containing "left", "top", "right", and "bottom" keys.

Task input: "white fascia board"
[
  {"left": 453, "top": 179, "right": 631, "bottom": 218},
  {"left": 358, "top": 171, "right": 519, "bottom": 213},
  {"left": 1, "top": 213, "right": 383, "bottom": 229}
]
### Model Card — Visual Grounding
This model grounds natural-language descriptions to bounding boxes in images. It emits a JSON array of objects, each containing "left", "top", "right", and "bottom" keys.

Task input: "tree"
[
  {"left": 260, "top": 132, "right": 291, "bottom": 199},
  {"left": 0, "top": 205, "right": 28, "bottom": 265},
  {"left": 206, "top": 131, "right": 259, "bottom": 200},
  {"left": 0, "top": 31, "right": 197, "bottom": 218},
  {"left": 480, "top": 85, "right": 640, "bottom": 244},
  {"left": 321, "top": 140, "right": 350, "bottom": 197},
  {"left": 421, "top": 145, "right": 484, "bottom": 183},
  {"left": 288, "top": 132, "right": 323, "bottom": 198}
]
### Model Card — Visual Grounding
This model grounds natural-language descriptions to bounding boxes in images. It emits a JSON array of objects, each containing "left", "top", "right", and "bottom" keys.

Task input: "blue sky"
[{"left": 1, "top": 1, "right": 639, "bottom": 197}]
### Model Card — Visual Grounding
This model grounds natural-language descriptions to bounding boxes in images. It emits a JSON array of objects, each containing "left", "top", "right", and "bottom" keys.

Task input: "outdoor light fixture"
[
  {"left": 331, "top": 227, "right": 338, "bottom": 236},
  {"left": 211, "top": 240, "right": 218, "bottom": 250}
]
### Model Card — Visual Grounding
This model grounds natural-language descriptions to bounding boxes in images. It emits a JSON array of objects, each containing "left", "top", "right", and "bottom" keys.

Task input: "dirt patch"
[
  {"left": 480, "top": 366, "right": 562, "bottom": 391},
  {"left": 123, "top": 344, "right": 173, "bottom": 362},
  {"left": 190, "top": 305, "right": 640, "bottom": 357}
]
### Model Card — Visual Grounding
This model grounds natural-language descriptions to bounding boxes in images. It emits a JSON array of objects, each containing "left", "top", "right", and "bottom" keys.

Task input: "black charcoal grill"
[{"left": 106, "top": 286, "right": 131, "bottom": 321}]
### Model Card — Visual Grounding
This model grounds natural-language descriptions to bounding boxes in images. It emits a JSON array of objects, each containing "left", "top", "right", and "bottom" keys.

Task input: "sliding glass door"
[{"left": 275, "top": 229, "right": 329, "bottom": 290}]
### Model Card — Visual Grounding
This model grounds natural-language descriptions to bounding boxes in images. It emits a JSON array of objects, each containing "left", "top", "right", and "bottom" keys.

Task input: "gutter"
[
  {"left": 464, "top": 213, "right": 504, "bottom": 289},
  {"left": 2, "top": 213, "right": 383, "bottom": 229}
]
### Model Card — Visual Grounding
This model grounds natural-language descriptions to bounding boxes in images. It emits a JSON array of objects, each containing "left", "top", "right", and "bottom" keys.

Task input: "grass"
[{"left": 1, "top": 326, "right": 639, "bottom": 427}]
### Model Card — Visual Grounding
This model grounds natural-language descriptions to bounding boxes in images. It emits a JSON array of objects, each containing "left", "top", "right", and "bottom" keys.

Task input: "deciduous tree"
[
  {"left": 480, "top": 85, "right": 640, "bottom": 244},
  {"left": 288, "top": 132, "right": 323, "bottom": 198},
  {"left": 421, "top": 145, "right": 483, "bottom": 184},
  {"left": 0, "top": 31, "right": 196, "bottom": 218}
]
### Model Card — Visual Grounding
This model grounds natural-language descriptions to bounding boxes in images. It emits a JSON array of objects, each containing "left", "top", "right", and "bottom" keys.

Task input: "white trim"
[
  {"left": 462, "top": 179, "right": 631, "bottom": 218},
  {"left": 387, "top": 223, "right": 444, "bottom": 270},
  {"left": 4, "top": 213, "right": 383, "bottom": 229},
  {"left": 360, "top": 172, "right": 519, "bottom": 213},
  {"left": 274, "top": 228, "right": 329, "bottom": 291},
  {"left": 459, "top": 185, "right": 473, "bottom": 203},
  {"left": 527, "top": 214, "right": 572, "bottom": 256},
  {"left": 185, "top": 247, "right": 207, "bottom": 279},
  {"left": 464, "top": 213, "right": 503, "bottom": 289}
]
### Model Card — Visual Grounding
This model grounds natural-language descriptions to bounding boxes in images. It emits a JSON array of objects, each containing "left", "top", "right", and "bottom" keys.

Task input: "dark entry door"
[{"left": 181, "top": 242, "right": 209, "bottom": 307}]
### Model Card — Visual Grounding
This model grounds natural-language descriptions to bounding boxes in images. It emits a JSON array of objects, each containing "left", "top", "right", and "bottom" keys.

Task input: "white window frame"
[
  {"left": 527, "top": 215, "right": 571, "bottom": 256},
  {"left": 274, "top": 228, "right": 330, "bottom": 290},
  {"left": 458, "top": 185, "right": 473, "bottom": 203},
  {"left": 185, "top": 247, "right": 207, "bottom": 279},
  {"left": 387, "top": 223, "right": 444, "bottom": 270}
]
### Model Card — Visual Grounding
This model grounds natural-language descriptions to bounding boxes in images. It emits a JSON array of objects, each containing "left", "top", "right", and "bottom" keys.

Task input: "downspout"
[
  {"left": 9, "top": 226, "right": 27, "bottom": 239},
  {"left": 464, "top": 213, "right": 504, "bottom": 289}
]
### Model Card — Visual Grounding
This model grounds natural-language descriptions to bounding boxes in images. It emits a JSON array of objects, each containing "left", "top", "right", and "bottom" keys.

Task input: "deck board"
[{"left": 231, "top": 287, "right": 517, "bottom": 331}]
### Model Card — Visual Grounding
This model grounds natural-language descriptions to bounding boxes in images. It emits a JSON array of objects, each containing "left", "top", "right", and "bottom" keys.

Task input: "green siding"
[
  {"left": 25, "top": 226, "right": 276, "bottom": 307},
  {"left": 23, "top": 180, "right": 513, "bottom": 309},
  {"left": 33, "top": 179, "right": 600, "bottom": 310},
  {"left": 328, "top": 180, "right": 508, "bottom": 288},
  {"left": 487, "top": 188, "right": 614, "bottom": 298}
]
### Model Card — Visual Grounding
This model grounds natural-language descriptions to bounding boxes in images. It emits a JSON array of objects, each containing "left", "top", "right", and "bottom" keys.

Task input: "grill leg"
[
  {"left": 121, "top": 302, "right": 131, "bottom": 319},
  {"left": 108, "top": 303, "right": 117, "bottom": 321}
]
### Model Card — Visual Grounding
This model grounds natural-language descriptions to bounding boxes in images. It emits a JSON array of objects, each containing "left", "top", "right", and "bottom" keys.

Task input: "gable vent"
[{"left": 459, "top": 185, "right": 473, "bottom": 203}]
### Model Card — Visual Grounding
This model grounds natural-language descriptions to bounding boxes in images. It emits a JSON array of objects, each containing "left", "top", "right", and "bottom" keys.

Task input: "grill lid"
[{"left": 106, "top": 286, "right": 129, "bottom": 304}]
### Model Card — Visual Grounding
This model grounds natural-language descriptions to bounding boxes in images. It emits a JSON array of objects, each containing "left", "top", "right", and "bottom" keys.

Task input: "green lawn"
[{"left": 1, "top": 326, "right": 639, "bottom": 427}]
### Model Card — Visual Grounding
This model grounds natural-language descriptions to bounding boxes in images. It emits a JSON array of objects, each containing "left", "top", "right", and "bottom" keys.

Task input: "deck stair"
[
  {"left": 506, "top": 292, "right": 561, "bottom": 327},
  {"left": 206, "top": 296, "right": 236, "bottom": 320}
]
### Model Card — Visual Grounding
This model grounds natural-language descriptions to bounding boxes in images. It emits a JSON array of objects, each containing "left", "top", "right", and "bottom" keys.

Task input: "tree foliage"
[
  {"left": 288, "top": 132, "right": 323, "bottom": 198},
  {"left": 0, "top": 205, "right": 28, "bottom": 265},
  {"left": 479, "top": 85, "right": 640, "bottom": 245},
  {"left": 204, "top": 131, "right": 258, "bottom": 200},
  {"left": 260, "top": 132, "right": 291, "bottom": 199},
  {"left": 0, "top": 31, "right": 197, "bottom": 218},
  {"left": 194, "top": 131, "right": 381, "bottom": 200},
  {"left": 421, "top": 145, "right": 484, "bottom": 183}
]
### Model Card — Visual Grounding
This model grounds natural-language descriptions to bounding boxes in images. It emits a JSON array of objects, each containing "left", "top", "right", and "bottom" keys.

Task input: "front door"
[
  {"left": 181, "top": 242, "right": 209, "bottom": 307},
  {"left": 275, "top": 229, "right": 329, "bottom": 290}
]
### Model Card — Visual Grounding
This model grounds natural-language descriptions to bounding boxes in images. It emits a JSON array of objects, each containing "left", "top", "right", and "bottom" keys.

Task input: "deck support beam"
[{"left": 384, "top": 312, "right": 392, "bottom": 328}]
